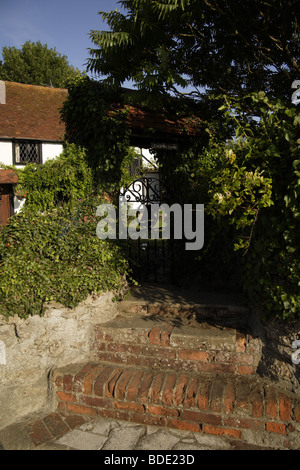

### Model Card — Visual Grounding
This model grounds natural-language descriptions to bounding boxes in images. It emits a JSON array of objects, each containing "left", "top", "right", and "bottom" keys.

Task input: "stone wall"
[
  {"left": 0, "top": 292, "right": 120, "bottom": 430},
  {"left": 248, "top": 311, "right": 300, "bottom": 393}
]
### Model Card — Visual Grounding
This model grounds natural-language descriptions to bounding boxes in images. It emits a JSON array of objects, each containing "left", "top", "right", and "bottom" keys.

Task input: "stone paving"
[
  {"left": 47, "top": 417, "right": 236, "bottom": 450},
  {"left": 0, "top": 413, "right": 273, "bottom": 450}
]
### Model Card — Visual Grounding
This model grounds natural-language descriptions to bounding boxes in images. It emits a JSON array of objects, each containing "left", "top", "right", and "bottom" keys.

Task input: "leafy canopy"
[
  {"left": 88, "top": 0, "right": 299, "bottom": 104},
  {"left": 0, "top": 41, "right": 82, "bottom": 87}
]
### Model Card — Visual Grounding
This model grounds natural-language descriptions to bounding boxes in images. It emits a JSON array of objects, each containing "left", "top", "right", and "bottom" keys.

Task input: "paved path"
[
  {"left": 40, "top": 417, "right": 242, "bottom": 450},
  {"left": 0, "top": 414, "right": 272, "bottom": 451}
]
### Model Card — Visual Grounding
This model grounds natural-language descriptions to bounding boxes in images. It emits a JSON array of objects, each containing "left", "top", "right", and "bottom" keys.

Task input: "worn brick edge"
[
  {"left": 52, "top": 362, "right": 300, "bottom": 449},
  {"left": 93, "top": 322, "right": 261, "bottom": 376}
]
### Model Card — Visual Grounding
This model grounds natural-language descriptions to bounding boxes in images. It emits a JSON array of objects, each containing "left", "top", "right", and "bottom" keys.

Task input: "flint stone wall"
[
  {"left": 248, "top": 310, "right": 300, "bottom": 393},
  {"left": 0, "top": 292, "right": 120, "bottom": 430}
]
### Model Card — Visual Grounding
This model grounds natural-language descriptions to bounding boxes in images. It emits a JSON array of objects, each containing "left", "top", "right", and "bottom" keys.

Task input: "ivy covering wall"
[
  {"left": 60, "top": 76, "right": 134, "bottom": 192},
  {"left": 0, "top": 142, "right": 132, "bottom": 319},
  {"left": 0, "top": 195, "right": 129, "bottom": 319}
]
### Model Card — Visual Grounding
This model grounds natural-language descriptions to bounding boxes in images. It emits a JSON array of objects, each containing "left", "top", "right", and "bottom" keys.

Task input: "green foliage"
[
  {"left": 0, "top": 196, "right": 129, "bottom": 319},
  {"left": 61, "top": 76, "right": 134, "bottom": 190},
  {"left": 155, "top": 90, "right": 300, "bottom": 321},
  {"left": 88, "top": 0, "right": 299, "bottom": 104},
  {"left": 59, "top": 79, "right": 299, "bottom": 321},
  {"left": 0, "top": 41, "right": 83, "bottom": 87},
  {"left": 197, "top": 92, "right": 300, "bottom": 320},
  {"left": 14, "top": 143, "right": 94, "bottom": 212},
  {"left": 207, "top": 148, "right": 273, "bottom": 252}
]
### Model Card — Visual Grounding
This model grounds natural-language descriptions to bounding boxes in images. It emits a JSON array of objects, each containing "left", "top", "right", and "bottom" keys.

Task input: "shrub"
[
  {"left": 0, "top": 195, "right": 129, "bottom": 319},
  {"left": 198, "top": 93, "right": 300, "bottom": 320},
  {"left": 14, "top": 143, "right": 94, "bottom": 212}
]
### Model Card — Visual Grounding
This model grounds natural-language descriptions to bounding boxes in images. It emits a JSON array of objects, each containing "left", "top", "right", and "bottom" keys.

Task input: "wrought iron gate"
[{"left": 119, "top": 177, "right": 172, "bottom": 284}]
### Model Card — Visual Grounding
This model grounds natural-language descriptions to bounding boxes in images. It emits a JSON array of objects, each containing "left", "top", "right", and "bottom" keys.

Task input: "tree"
[
  {"left": 88, "top": 0, "right": 299, "bottom": 105},
  {"left": 0, "top": 41, "right": 82, "bottom": 88},
  {"left": 84, "top": 0, "right": 300, "bottom": 320}
]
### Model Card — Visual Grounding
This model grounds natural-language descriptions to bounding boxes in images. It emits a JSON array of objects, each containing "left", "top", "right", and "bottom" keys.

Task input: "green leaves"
[
  {"left": 61, "top": 77, "right": 133, "bottom": 190},
  {"left": 0, "top": 41, "right": 83, "bottom": 87},
  {"left": 207, "top": 148, "right": 273, "bottom": 253},
  {"left": 87, "top": 0, "right": 300, "bottom": 104},
  {"left": 90, "top": 31, "right": 134, "bottom": 49},
  {"left": 202, "top": 92, "right": 300, "bottom": 320},
  {"left": 0, "top": 196, "right": 129, "bottom": 319},
  {"left": 15, "top": 143, "right": 93, "bottom": 212}
]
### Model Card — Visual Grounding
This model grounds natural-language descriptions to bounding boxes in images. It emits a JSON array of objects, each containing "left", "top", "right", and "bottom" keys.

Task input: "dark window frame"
[{"left": 12, "top": 139, "right": 42, "bottom": 165}]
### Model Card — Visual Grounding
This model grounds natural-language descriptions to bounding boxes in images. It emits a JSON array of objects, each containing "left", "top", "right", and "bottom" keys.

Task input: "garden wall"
[
  {"left": 248, "top": 310, "right": 300, "bottom": 393},
  {"left": 0, "top": 292, "right": 120, "bottom": 430}
]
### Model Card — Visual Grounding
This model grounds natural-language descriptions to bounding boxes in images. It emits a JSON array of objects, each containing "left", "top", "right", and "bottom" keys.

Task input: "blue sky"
[{"left": 0, "top": 0, "right": 123, "bottom": 73}]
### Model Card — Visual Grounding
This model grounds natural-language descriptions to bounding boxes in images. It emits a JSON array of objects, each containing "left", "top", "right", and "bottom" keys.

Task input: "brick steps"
[
  {"left": 50, "top": 297, "right": 299, "bottom": 448},
  {"left": 92, "top": 313, "right": 261, "bottom": 376},
  {"left": 52, "top": 362, "right": 300, "bottom": 448}
]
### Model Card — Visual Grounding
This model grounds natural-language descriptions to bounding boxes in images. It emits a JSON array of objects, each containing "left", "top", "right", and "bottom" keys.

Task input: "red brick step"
[
  {"left": 52, "top": 362, "right": 300, "bottom": 449},
  {"left": 92, "top": 315, "right": 262, "bottom": 376}
]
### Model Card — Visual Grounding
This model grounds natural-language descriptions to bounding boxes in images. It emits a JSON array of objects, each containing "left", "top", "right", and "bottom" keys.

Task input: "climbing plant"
[
  {"left": 0, "top": 195, "right": 129, "bottom": 319},
  {"left": 60, "top": 76, "right": 134, "bottom": 192},
  {"left": 14, "top": 143, "right": 94, "bottom": 211}
]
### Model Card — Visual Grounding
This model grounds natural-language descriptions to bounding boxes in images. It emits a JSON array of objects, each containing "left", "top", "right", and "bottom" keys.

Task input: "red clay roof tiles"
[
  {"left": 0, "top": 81, "right": 68, "bottom": 141},
  {"left": 0, "top": 81, "right": 203, "bottom": 143}
]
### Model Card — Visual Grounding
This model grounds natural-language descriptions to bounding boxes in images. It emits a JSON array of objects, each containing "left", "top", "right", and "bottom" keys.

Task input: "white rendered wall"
[
  {"left": 13, "top": 197, "right": 26, "bottom": 214},
  {"left": 135, "top": 147, "right": 158, "bottom": 170},
  {"left": 0, "top": 141, "right": 13, "bottom": 166},
  {"left": 42, "top": 143, "right": 63, "bottom": 162},
  {"left": 0, "top": 141, "right": 63, "bottom": 168}
]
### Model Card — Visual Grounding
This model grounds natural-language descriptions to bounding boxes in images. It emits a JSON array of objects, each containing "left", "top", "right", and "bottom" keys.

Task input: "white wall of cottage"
[
  {"left": 42, "top": 142, "right": 63, "bottom": 162},
  {"left": 0, "top": 141, "right": 13, "bottom": 166},
  {"left": 0, "top": 141, "right": 63, "bottom": 213},
  {"left": 0, "top": 141, "right": 63, "bottom": 168}
]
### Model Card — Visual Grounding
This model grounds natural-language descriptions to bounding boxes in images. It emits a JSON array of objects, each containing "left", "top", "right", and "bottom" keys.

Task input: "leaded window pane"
[{"left": 14, "top": 141, "right": 41, "bottom": 164}]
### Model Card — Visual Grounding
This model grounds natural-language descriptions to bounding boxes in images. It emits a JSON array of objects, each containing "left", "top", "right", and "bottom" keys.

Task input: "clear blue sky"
[{"left": 0, "top": 0, "right": 123, "bottom": 73}]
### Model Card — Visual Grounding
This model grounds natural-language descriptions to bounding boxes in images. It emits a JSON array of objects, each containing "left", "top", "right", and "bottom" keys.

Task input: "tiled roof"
[
  {"left": 122, "top": 105, "right": 203, "bottom": 137},
  {"left": 0, "top": 81, "right": 68, "bottom": 141},
  {"left": 107, "top": 103, "right": 203, "bottom": 138},
  {"left": 0, "top": 81, "right": 203, "bottom": 144}
]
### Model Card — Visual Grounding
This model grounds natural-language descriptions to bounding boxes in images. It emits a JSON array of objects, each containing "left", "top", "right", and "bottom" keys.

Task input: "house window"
[{"left": 13, "top": 140, "right": 42, "bottom": 165}]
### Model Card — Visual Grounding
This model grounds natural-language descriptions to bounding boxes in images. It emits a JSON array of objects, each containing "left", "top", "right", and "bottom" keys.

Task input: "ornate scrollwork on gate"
[{"left": 120, "top": 177, "right": 164, "bottom": 205}]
